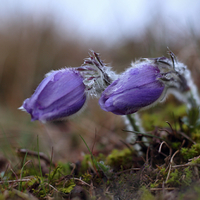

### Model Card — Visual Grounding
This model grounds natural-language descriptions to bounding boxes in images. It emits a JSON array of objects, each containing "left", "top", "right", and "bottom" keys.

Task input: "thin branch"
[
  {"left": 172, "top": 163, "right": 191, "bottom": 168},
  {"left": 73, "top": 178, "right": 92, "bottom": 187},
  {"left": 165, "top": 121, "right": 174, "bottom": 134},
  {"left": 158, "top": 141, "right": 173, "bottom": 162},
  {"left": 44, "top": 182, "right": 59, "bottom": 192},
  {"left": 123, "top": 129, "right": 170, "bottom": 143},
  {"left": 178, "top": 131, "right": 196, "bottom": 144},
  {"left": 70, "top": 163, "right": 76, "bottom": 175},
  {"left": 17, "top": 148, "right": 56, "bottom": 167},
  {"left": 10, "top": 168, "right": 18, "bottom": 181},
  {"left": 165, "top": 150, "right": 180, "bottom": 182},
  {"left": 158, "top": 141, "right": 171, "bottom": 154},
  {"left": 150, "top": 187, "right": 177, "bottom": 191},
  {"left": 0, "top": 178, "right": 31, "bottom": 184}
]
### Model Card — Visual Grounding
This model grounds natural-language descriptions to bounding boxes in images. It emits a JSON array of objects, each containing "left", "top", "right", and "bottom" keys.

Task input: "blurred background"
[{"left": 0, "top": 0, "right": 200, "bottom": 162}]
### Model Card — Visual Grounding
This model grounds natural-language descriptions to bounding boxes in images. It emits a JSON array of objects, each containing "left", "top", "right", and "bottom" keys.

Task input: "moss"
[
  {"left": 139, "top": 187, "right": 155, "bottom": 200},
  {"left": 59, "top": 184, "right": 75, "bottom": 194},
  {"left": 105, "top": 148, "right": 134, "bottom": 170},
  {"left": 182, "top": 105, "right": 200, "bottom": 132},
  {"left": 167, "top": 169, "right": 181, "bottom": 186},
  {"left": 39, "top": 192, "right": 46, "bottom": 198},
  {"left": 22, "top": 167, "right": 40, "bottom": 177},
  {"left": 96, "top": 153, "right": 106, "bottom": 162},
  {"left": 141, "top": 103, "right": 186, "bottom": 131},
  {"left": 82, "top": 172, "right": 92, "bottom": 183},
  {"left": 171, "top": 142, "right": 182, "bottom": 149},
  {"left": 150, "top": 182, "right": 159, "bottom": 188},
  {"left": 0, "top": 194, "right": 4, "bottom": 200},
  {"left": 49, "top": 162, "right": 71, "bottom": 181},
  {"left": 191, "top": 129, "right": 200, "bottom": 143},
  {"left": 178, "top": 183, "right": 200, "bottom": 199},
  {"left": 193, "top": 186, "right": 200, "bottom": 197},
  {"left": 106, "top": 180, "right": 110, "bottom": 185},
  {"left": 166, "top": 167, "right": 193, "bottom": 188},
  {"left": 142, "top": 112, "right": 165, "bottom": 131},
  {"left": 181, "top": 144, "right": 200, "bottom": 161},
  {"left": 57, "top": 162, "right": 71, "bottom": 175},
  {"left": 182, "top": 167, "right": 193, "bottom": 186},
  {"left": 58, "top": 180, "right": 76, "bottom": 194},
  {"left": 80, "top": 154, "right": 93, "bottom": 173},
  {"left": 160, "top": 167, "right": 167, "bottom": 177},
  {"left": 191, "top": 157, "right": 200, "bottom": 165},
  {"left": 21, "top": 177, "right": 39, "bottom": 189}
]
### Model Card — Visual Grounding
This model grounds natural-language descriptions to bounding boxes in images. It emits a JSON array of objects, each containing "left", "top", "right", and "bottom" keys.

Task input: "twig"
[
  {"left": 10, "top": 168, "right": 18, "bottom": 181},
  {"left": 158, "top": 141, "right": 171, "bottom": 154},
  {"left": 166, "top": 121, "right": 174, "bottom": 133},
  {"left": 159, "top": 128, "right": 172, "bottom": 135},
  {"left": 158, "top": 141, "right": 173, "bottom": 162},
  {"left": 23, "top": 160, "right": 32, "bottom": 168},
  {"left": 172, "top": 155, "right": 200, "bottom": 168},
  {"left": 145, "top": 146, "right": 150, "bottom": 165},
  {"left": 44, "top": 182, "right": 59, "bottom": 192},
  {"left": 70, "top": 163, "right": 76, "bottom": 175},
  {"left": 162, "top": 123, "right": 195, "bottom": 144},
  {"left": 0, "top": 179, "right": 31, "bottom": 184},
  {"left": 73, "top": 178, "right": 92, "bottom": 187},
  {"left": 165, "top": 150, "right": 180, "bottom": 182},
  {"left": 123, "top": 129, "right": 170, "bottom": 143},
  {"left": 172, "top": 163, "right": 191, "bottom": 168},
  {"left": 189, "top": 155, "right": 200, "bottom": 161},
  {"left": 178, "top": 131, "right": 196, "bottom": 144},
  {"left": 150, "top": 187, "right": 177, "bottom": 191},
  {"left": 17, "top": 148, "right": 56, "bottom": 167},
  {"left": 144, "top": 174, "right": 154, "bottom": 182}
]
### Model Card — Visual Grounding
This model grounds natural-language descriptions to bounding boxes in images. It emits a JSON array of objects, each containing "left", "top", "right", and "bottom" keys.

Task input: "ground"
[{"left": 0, "top": 97, "right": 200, "bottom": 200}]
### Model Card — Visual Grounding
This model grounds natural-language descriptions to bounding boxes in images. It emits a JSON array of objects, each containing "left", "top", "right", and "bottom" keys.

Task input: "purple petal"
[
  {"left": 22, "top": 68, "right": 86, "bottom": 122},
  {"left": 99, "top": 64, "right": 165, "bottom": 115}
]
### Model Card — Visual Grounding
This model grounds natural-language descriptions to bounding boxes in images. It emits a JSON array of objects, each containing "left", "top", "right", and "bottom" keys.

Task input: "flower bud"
[
  {"left": 99, "top": 55, "right": 190, "bottom": 115},
  {"left": 20, "top": 68, "right": 86, "bottom": 122},
  {"left": 99, "top": 62, "right": 165, "bottom": 115}
]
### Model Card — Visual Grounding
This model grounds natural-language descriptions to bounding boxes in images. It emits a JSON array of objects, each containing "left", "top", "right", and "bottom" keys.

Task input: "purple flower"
[
  {"left": 20, "top": 68, "right": 86, "bottom": 122},
  {"left": 99, "top": 63, "right": 165, "bottom": 115},
  {"left": 99, "top": 56, "right": 189, "bottom": 115}
]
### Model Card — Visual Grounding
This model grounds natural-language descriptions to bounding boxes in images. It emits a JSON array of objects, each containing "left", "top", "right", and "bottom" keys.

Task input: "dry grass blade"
[
  {"left": 17, "top": 148, "right": 56, "bottom": 167},
  {"left": 73, "top": 178, "right": 93, "bottom": 187},
  {"left": 0, "top": 178, "right": 31, "bottom": 184},
  {"left": 44, "top": 182, "right": 59, "bottom": 192},
  {"left": 150, "top": 187, "right": 177, "bottom": 191},
  {"left": 165, "top": 150, "right": 180, "bottom": 182},
  {"left": 158, "top": 141, "right": 172, "bottom": 159}
]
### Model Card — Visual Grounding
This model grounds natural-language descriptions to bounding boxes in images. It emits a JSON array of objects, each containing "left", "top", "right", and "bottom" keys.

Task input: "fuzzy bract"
[
  {"left": 77, "top": 51, "right": 118, "bottom": 97},
  {"left": 20, "top": 68, "right": 86, "bottom": 122}
]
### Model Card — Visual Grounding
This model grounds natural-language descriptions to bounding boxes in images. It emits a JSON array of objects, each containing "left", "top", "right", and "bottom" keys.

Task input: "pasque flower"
[
  {"left": 20, "top": 51, "right": 116, "bottom": 123},
  {"left": 99, "top": 54, "right": 190, "bottom": 115},
  {"left": 20, "top": 68, "right": 86, "bottom": 122}
]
